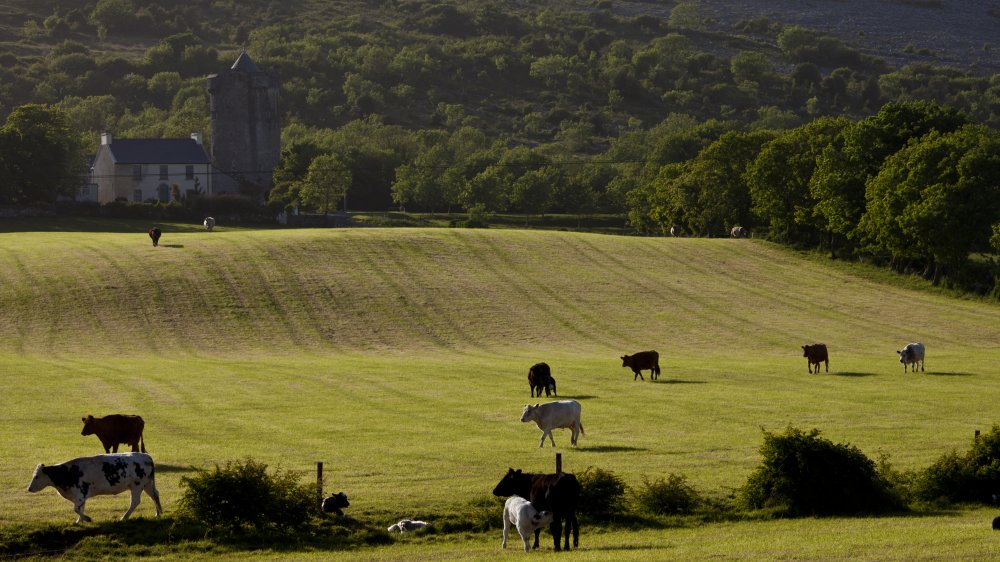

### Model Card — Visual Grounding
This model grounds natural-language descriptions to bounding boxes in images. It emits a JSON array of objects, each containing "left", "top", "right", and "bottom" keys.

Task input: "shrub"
[
  {"left": 913, "top": 425, "right": 1000, "bottom": 504},
  {"left": 737, "top": 426, "right": 903, "bottom": 516},
  {"left": 631, "top": 473, "right": 700, "bottom": 515},
  {"left": 177, "top": 458, "right": 318, "bottom": 534},
  {"left": 577, "top": 467, "right": 628, "bottom": 522}
]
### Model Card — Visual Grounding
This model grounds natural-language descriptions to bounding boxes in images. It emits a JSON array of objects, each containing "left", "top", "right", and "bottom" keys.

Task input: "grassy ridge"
[{"left": 2, "top": 225, "right": 1000, "bottom": 559}]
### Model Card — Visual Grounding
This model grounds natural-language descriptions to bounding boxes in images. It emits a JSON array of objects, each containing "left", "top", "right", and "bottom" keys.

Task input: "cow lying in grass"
[
  {"left": 27, "top": 452, "right": 162, "bottom": 523},
  {"left": 388, "top": 519, "right": 429, "bottom": 532},
  {"left": 502, "top": 495, "right": 554, "bottom": 552},
  {"left": 321, "top": 492, "right": 349, "bottom": 516}
]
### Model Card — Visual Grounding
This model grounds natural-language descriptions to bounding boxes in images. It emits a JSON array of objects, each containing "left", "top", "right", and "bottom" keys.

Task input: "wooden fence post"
[{"left": 317, "top": 461, "right": 324, "bottom": 505}]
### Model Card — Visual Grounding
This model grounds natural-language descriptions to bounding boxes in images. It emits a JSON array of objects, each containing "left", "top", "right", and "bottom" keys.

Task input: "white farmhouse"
[{"left": 91, "top": 132, "right": 213, "bottom": 204}]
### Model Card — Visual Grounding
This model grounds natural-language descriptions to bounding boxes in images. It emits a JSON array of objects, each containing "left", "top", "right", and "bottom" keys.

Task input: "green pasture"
[{"left": 1, "top": 223, "right": 999, "bottom": 559}]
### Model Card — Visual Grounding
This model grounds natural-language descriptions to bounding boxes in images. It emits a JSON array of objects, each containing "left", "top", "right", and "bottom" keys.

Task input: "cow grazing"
[
  {"left": 897, "top": 342, "right": 925, "bottom": 373},
  {"left": 388, "top": 519, "right": 429, "bottom": 532},
  {"left": 621, "top": 350, "right": 660, "bottom": 381},
  {"left": 493, "top": 468, "right": 581, "bottom": 551},
  {"left": 148, "top": 227, "right": 161, "bottom": 247},
  {"left": 321, "top": 492, "right": 350, "bottom": 516},
  {"left": 520, "top": 401, "right": 584, "bottom": 448},
  {"left": 503, "top": 495, "right": 554, "bottom": 552},
  {"left": 731, "top": 226, "right": 748, "bottom": 238},
  {"left": 203, "top": 216, "right": 216, "bottom": 231},
  {"left": 27, "top": 452, "right": 162, "bottom": 523},
  {"left": 82, "top": 414, "right": 146, "bottom": 453},
  {"left": 802, "top": 343, "right": 829, "bottom": 374},
  {"left": 528, "top": 362, "right": 556, "bottom": 397},
  {"left": 670, "top": 224, "right": 682, "bottom": 237}
]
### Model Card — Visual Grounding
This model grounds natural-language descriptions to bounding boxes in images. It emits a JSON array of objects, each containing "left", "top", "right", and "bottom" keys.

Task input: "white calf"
[{"left": 502, "top": 495, "right": 554, "bottom": 552}]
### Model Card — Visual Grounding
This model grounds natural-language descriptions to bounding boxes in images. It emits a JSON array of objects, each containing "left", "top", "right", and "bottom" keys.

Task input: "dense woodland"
[{"left": 0, "top": 0, "right": 999, "bottom": 293}]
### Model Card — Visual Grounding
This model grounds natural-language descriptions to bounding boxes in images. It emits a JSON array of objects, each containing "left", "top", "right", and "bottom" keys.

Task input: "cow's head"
[
  {"left": 492, "top": 468, "right": 527, "bottom": 497},
  {"left": 532, "top": 509, "right": 554, "bottom": 527},
  {"left": 620, "top": 355, "right": 631, "bottom": 367},
  {"left": 898, "top": 349, "right": 911, "bottom": 363},
  {"left": 81, "top": 415, "right": 96, "bottom": 436},
  {"left": 26, "top": 464, "right": 51, "bottom": 493},
  {"left": 520, "top": 404, "right": 539, "bottom": 423}
]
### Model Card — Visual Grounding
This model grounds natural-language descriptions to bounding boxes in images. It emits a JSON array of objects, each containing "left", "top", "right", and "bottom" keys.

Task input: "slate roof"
[
  {"left": 105, "top": 138, "right": 211, "bottom": 165},
  {"left": 231, "top": 50, "right": 262, "bottom": 73}
]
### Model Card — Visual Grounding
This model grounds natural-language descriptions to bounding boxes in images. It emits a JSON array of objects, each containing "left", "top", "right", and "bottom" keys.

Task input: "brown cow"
[
  {"left": 148, "top": 227, "right": 161, "bottom": 247},
  {"left": 81, "top": 414, "right": 147, "bottom": 453},
  {"left": 621, "top": 350, "right": 660, "bottom": 381},
  {"left": 528, "top": 362, "right": 556, "bottom": 397},
  {"left": 802, "top": 344, "right": 829, "bottom": 374}
]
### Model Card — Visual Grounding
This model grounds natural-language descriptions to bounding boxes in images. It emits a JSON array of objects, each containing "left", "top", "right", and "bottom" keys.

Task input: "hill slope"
[{"left": 1, "top": 227, "right": 996, "bottom": 359}]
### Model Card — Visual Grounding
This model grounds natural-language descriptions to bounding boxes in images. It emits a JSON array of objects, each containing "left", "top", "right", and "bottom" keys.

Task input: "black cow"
[
  {"left": 621, "top": 350, "right": 660, "bottom": 381},
  {"left": 321, "top": 492, "right": 350, "bottom": 516},
  {"left": 148, "top": 227, "right": 161, "bottom": 247},
  {"left": 492, "top": 468, "right": 580, "bottom": 551},
  {"left": 802, "top": 343, "right": 829, "bottom": 374},
  {"left": 528, "top": 363, "right": 556, "bottom": 397}
]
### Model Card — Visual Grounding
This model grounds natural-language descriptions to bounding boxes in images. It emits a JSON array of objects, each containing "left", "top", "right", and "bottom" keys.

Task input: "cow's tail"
[
  {"left": 140, "top": 434, "right": 147, "bottom": 453},
  {"left": 578, "top": 421, "right": 585, "bottom": 437}
]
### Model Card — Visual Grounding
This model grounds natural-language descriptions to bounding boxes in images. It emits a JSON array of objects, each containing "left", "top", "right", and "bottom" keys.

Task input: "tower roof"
[{"left": 231, "top": 49, "right": 261, "bottom": 73}]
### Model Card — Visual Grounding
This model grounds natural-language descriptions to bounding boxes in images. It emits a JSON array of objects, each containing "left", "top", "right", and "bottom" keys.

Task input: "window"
[
  {"left": 132, "top": 165, "right": 142, "bottom": 180},
  {"left": 185, "top": 165, "right": 194, "bottom": 180},
  {"left": 133, "top": 189, "right": 143, "bottom": 202},
  {"left": 159, "top": 165, "right": 168, "bottom": 180},
  {"left": 157, "top": 184, "right": 170, "bottom": 202}
]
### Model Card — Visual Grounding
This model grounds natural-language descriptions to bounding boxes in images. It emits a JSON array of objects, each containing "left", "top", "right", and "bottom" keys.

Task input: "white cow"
[
  {"left": 502, "top": 495, "right": 554, "bottom": 552},
  {"left": 520, "top": 400, "right": 585, "bottom": 448},
  {"left": 203, "top": 217, "right": 216, "bottom": 231},
  {"left": 27, "top": 452, "right": 162, "bottom": 523},
  {"left": 897, "top": 342, "right": 925, "bottom": 373}
]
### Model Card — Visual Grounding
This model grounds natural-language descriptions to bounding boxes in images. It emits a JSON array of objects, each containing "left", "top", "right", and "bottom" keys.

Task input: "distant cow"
[
  {"left": 503, "top": 495, "right": 554, "bottom": 552},
  {"left": 731, "top": 226, "right": 748, "bottom": 238},
  {"left": 802, "top": 344, "right": 829, "bottom": 374},
  {"left": 321, "top": 492, "right": 350, "bottom": 516},
  {"left": 528, "top": 362, "right": 556, "bottom": 397},
  {"left": 148, "top": 227, "right": 161, "bottom": 247},
  {"left": 82, "top": 414, "right": 146, "bottom": 453},
  {"left": 204, "top": 217, "right": 216, "bottom": 231},
  {"left": 520, "top": 400, "right": 584, "bottom": 448},
  {"left": 621, "top": 350, "right": 660, "bottom": 381},
  {"left": 992, "top": 515, "right": 1000, "bottom": 530},
  {"left": 670, "top": 224, "right": 682, "bottom": 237},
  {"left": 27, "top": 452, "right": 162, "bottom": 523},
  {"left": 897, "top": 342, "right": 925, "bottom": 373},
  {"left": 493, "top": 468, "right": 581, "bottom": 551}
]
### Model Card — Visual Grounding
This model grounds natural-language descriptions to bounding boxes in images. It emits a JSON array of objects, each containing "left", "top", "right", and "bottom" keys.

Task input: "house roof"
[{"left": 105, "top": 139, "right": 211, "bottom": 165}]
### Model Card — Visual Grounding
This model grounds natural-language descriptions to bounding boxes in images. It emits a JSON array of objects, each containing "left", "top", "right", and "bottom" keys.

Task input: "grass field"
[{"left": 1, "top": 221, "right": 999, "bottom": 559}]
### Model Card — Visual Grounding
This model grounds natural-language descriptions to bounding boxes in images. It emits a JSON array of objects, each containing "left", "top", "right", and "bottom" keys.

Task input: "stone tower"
[{"left": 207, "top": 50, "right": 280, "bottom": 201}]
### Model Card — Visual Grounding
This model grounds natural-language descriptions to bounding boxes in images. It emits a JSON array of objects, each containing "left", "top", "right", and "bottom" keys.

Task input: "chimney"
[
  {"left": 101, "top": 132, "right": 112, "bottom": 145},
  {"left": 190, "top": 132, "right": 203, "bottom": 145}
]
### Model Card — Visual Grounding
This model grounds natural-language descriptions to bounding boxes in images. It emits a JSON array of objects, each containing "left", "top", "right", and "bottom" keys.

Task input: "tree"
[
  {"left": 299, "top": 154, "right": 351, "bottom": 214},
  {"left": 0, "top": 104, "right": 85, "bottom": 205},
  {"left": 90, "top": 0, "right": 135, "bottom": 40}
]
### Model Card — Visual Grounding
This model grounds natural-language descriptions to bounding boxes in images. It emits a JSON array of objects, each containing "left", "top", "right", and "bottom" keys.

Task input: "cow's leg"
[
  {"left": 502, "top": 514, "right": 510, "bottom": 549},
  {"left": 825, "top": 360, "right": 829, "bottom": 373},
  {"left": 532, "top": 528, "right": 540, "bottom": 549},
  {"left": 539, "top": 431, "right": 549, "bottom": 448},
  {"left": 571, "top": 513, "right": 579, "bottom": 547},
  {"left": 145, "top": 482, "right": 163, "bottom": 517},
  {"left": 563, "top": 513, "right": 572, "bottom": 550},
  {"left": 550, "top": 517, "right": 562, "bottom": 551},
  {"left": 545, "top": 430, "right": 556, "bottom": 447},
  {"left": 74, "top": 497, "right": 92, "bottom": 523},
  {"left": 121, "top": 488, "right": 142, "bottom": 520},
  {"left": 112, "top": 443, "right": 120, "bottom": 453}
]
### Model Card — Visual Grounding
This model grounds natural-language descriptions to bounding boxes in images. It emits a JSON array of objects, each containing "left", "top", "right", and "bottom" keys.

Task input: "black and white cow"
[{"left": 27, "top": 452, "right": 162, "bottom": 523}]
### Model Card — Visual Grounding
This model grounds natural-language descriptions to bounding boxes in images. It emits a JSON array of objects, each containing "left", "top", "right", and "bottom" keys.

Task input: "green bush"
[
  {"left": 737, "top": 426, "right": 903, "bottom": 516},
  {"left": 630, "top": 473, "right": 700, "bottom": 515},
  {"left": 177, "top": 458, "right": 318, "bottom": 534},
  {"left": 913, "top": 425, "right": 1000, "bottom": 504},
  {"left": 577, "top": 467, "right": 628, "bottom": 522}
]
